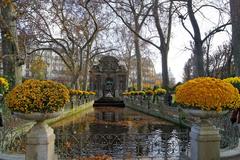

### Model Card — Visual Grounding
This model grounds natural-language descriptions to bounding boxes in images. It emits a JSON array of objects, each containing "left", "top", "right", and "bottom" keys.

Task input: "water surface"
[{"left": 53, "top": 107, "right": 189, "bottom": 159}]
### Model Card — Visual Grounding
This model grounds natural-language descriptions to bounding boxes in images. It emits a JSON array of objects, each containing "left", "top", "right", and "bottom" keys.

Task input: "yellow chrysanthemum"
[
  {"left": 88, "top": 91, "right": 96, "bottom": 95},
  {"left": 175, "top": 77, "right": 240, "bottom": 112},
  {"left": 154, "top": 88, "right": 167, "bottom": 95},
  {"left": 69, "top": 89, "right": 96, "bottom": 97},
  {"left": 145, "top": 90, "right": 154, "bottom": 95},
  {"left": 136, "top": 91, "right": 145, "bottom": 95},
  {"left": 0, "top": 77, "right": 9, "bottom": 93},
  {"left": 69, "top": 89, "right": 83, "bottom": 96},
  {"left": 122, "top": 92, "right": 131, "bottom": 96},
  {"left": 5, "top": 79, "right": 70, "bottom": 113},
  {"left": 223, "top": 77, "right": 240, "bottom": 91}
]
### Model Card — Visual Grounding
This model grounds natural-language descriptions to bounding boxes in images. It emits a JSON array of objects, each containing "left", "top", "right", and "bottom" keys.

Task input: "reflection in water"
[
  {"left": 53, "top": 107, "right": 189, "bottom": 159},
  {"left": 52, "top": 107, "right": 184, "bottom": 135},
  {"left": 95, "top": 111, "right": 124, "bottom": 122}
]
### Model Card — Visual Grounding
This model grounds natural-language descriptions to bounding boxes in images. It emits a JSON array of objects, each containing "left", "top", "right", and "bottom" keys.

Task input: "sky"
[{"left": 152, "top": 5, "right": 231, "bottom": 83}]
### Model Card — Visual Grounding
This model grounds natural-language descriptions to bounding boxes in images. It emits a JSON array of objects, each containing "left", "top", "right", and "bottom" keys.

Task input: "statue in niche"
[{"left": 104, "top": 79, "right": 113, "bottom": 97}]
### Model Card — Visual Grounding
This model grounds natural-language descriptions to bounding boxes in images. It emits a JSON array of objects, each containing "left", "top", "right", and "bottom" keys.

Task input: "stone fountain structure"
[{"left": 89, "top": 56, "right": 127, "bottom": 107}]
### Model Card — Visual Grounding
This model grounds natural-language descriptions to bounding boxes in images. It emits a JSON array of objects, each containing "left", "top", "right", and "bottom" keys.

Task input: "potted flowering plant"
[
  {"left": 0, "top": 77, "right": 9, "bottom": 126},
  {"left": 128, "top": 91, "right": 136, "bottom": 100},
  {"left": 5, "top": 79, "right": 70, "bottom": 121},
  {"left": 122, "top": 91, "right": 130, "bottom": 97},
  {"left": 5, "top": 79, "right": 70, "bottom": 160},
  {"left": 175, "top": 77, "right": 240, "bottom": 160},
  {"left": 89, "top": 91, "right": 96, "bottom": 95},
  {"left": 223, "top": 77, "right": 240, "bottom": 125},
  {"left": 135, "top": 91, "right": 145, "bottom": 103},
  {"left": 154, "top": 88, "right": 166, "bottom": 102},
  {"left": 145, "top": 90, "right": 154, "bottom": 96},
  {"left": 129, "top": 91, "right": 137, "bottom": 96},
  {"left": 154, "top": 88, "right": 167, "bottom": 96},
  {"left": 175, "top": 77, "right": 240, "bottom": 118},
  {"left": 144, "top": 90, "right": 154, "bottom": 108},
  {"left": 223, "top": 77, "right": 240, "bottom": 92},
  {"left": 137, "top": 91, "right": 145, "bottom": 96},
  {"left": 69, "top": 89, "right": 82, "bottom": 97},
  {"left": 88, "top": 91, "right": 96, "bottom": 101},
  {"left": 0, "top": 77, "right": 9, "bottom": 96},
  {"left": 69, "top": 89, "right": 83, "bottom": 103}
]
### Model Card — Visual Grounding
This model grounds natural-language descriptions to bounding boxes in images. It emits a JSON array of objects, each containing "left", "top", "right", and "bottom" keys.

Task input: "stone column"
[
  {"left": 100, "top": 75, "right": 104, "bottom": 97},
  {"left": 26, "top": 122, "right": 57, "bottom": 160},
  {"left": 190, "top": 121, "right": 220, "bottom": 160},
  {"left": 115, "top": 75, "right": 119, "bottom": 97}
]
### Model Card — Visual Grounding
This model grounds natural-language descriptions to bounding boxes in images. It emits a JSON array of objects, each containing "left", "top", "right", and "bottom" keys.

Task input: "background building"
[{"left": 23, "top": 50, "right": 70, "bottom": 83}]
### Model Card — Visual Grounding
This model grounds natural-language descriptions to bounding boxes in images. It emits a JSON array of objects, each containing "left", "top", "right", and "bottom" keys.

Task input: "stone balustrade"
[{"left": 124, "top": 97, "right": 240, "bottom": 160}]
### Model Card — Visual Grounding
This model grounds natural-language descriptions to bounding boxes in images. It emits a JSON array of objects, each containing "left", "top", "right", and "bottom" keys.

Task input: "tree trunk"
[
  {"left": 230, "top": 0, "right": 240, "bottom": 76},
  {"left": 226, "top": 52, "right": 233, "bottom": 77},
  {"left": 126, "top": 54, "right": 131, "bottom": 90},
  {"left": 187, "top": 0, "right": 205, "bottom": 77},
  {"left": 1, "top": 1, "right": 22, "bottom": 86},
  {"left": 194, "top": 41, "right": 205, "bottom": 77},
  {"left": 152, "top": 0, "right": 171, "bottom": 88},
  {"left": 205, "top": 39, "right": 211, "bottom": 76},
  {"left": 71, "top": 74, "right": 80, "bottom": 89},
  {"left": 82, "top": 52, "right": 90, "bottom": 91},
  {"left": 133, "top": 33, "right": 142, "bottom": 90},
  {"left": 161, "top": 50, "right": 169, "bottom": 89}
]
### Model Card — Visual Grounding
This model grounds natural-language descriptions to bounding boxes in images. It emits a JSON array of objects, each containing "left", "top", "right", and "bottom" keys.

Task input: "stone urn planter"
[
  {"left": 5, "top": 79, "right": 70, "bottom": 160},
  {"left": 176, "top": 77, "right": 240, "bottom": 160}
]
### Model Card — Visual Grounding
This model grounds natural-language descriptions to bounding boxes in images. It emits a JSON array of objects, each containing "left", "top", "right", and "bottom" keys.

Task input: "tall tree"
[
  {"left": 25, "top": 0, "right": 99, "bottom": 89},
  {"left": 81, "top": 6, "right": 114, "bottom": 90},
  {"left": 0, "top": 0, "right": 23, "bottom": 86},
  {"left": 105, "top": 0, "right": 174, "bottom": 88},
  {"left": 178, "top": 0, "right": 231, "bottom": 77},
  {"left": 152, "top": 0, "right": 173, "bottom": 88},
  {"left": 230, "top": 0, "right": 240, "bottom": 76}
]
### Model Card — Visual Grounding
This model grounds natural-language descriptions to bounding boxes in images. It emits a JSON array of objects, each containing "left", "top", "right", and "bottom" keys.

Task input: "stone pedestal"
[
  {"left": 26, "top": 122, "right": 57, "bottom": 160},
  {"left": 190, "top": 121, "right": 220, "bottom": 160}
]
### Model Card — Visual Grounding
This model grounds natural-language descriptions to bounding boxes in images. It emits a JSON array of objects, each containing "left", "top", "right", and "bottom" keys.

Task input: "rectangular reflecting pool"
[{"left": 53, "top": 107, "right": 190, "bottom": 159}]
